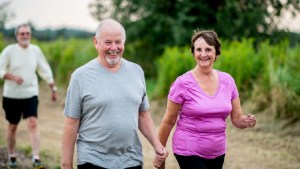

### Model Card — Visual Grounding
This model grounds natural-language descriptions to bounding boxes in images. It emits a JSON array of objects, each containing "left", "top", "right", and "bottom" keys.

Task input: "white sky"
[
  {"left": 4, "top": 0, "right": 300, "bottom": 33},
  {"left": 278, "top": 11, "right": 300, "bottom": 32},
  {"left": 5, "top": 0, "right": 99, "bottom": 32}
]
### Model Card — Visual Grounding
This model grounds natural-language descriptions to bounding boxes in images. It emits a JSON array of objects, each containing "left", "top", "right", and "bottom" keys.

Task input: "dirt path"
[{"left": 1, "top": 84, "right": 299, "bottom": 169}]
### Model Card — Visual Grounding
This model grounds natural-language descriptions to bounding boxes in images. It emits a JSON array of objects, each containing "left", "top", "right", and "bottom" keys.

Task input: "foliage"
[
  {"left": 90, "top": 0, "right": 300, "bottom": 40},
  {"left": 254, "top": 40, "right": 300, "bottom": 120},
  {"left": 38, "top": 38, "right": 97, "bottom": 86},
  {"left": 2, "top": 26, "right": 94, "bottom": 42},
  {"left": 214, "top": 39, "right": 265, "bottom": 96},
  {"left": 0, "top": 33, "right": 5, "bottom": 50},
  {"left": 89, "top": 0, "right": 300, "bottom": 78},
  {"left": 0, "top": 1, "right": 14, "bottom": 29},
  {"left": 146, "top": 78, "right": 157, "bottom": 99},
  {"left": 1, "top": 34, "right": 300, "bottom": 120},
  {"left": 153, "top": 39, "right": 265, "bottom": 99},
  {"left": 153, "top": 46, "right": 195, "bottom": 98},
  {"left": 153, "top": 39, "right": 300, "bottom": 120}
]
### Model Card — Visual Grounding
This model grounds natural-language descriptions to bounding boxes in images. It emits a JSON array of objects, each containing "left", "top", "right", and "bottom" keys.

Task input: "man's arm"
[
  {"left": 3, "top": 73, "right": 23, "bottom": 84},
  {"left": 61, "top": 116, "right": 80, "bottom": 169},
  {"left": 138, "top": 111, "right": 160, "bottom": 147},
  {"left": 138, "top": 112, "right": 168, "bottom": 163},
  {"left": 48, "top": 83, "right": 58, "bottom": 101}
]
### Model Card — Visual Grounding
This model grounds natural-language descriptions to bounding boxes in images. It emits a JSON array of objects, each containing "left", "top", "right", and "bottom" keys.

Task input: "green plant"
[{"left": 153, "top": 46, "right": 194, "bottom": 98}]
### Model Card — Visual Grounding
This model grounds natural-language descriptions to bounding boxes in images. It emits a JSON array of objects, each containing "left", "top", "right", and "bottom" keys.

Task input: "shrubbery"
[
  {"left": 153, "top": 39, "right": 300, "bottom": 120},
  {"left": 0, "top": 34, "right": 299, "bottom": 120}
]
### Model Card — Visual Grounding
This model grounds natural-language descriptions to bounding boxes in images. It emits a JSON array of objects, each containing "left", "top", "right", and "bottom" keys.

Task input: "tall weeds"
[
  {"left": 0, "top": 34, "right": 299, "bottom": 120},
  {"left": 154, "top": 39, "right": 300, "bottom": 120}
]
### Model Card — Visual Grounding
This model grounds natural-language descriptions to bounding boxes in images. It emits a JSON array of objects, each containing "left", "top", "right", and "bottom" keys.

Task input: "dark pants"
[
  {"left": 3, "top": 96, "right": 38, "bottom": 124},
  {"left": 174, "top": 153, "right": 225, "bottom": 169},
  {"left": 78, "top": 163, "right": 142, "bottom": 169}
]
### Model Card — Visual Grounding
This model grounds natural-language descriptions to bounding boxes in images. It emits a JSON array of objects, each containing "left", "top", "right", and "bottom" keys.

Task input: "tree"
[
  {"left": 0, "top": 1, "right": 14, "bottom": 30},
  {"left": 89, "top": 0, "right": 300, "bottom": 77}
]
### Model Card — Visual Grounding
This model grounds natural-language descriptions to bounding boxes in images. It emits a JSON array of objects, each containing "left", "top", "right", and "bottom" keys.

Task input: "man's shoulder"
[
  {"left": 1, "top": 44, "right": 18, "bottom": 55},
  {"left": 72, "top": 59, "right": 96, "bottom": 75},
  {"left": 122, "top": 58, "right": 143, "bottom": 71},
  {"left": 2, "top": 43, "right": 18, "bottom": 50},
  {"left": 28, "top": 44, "right": 41, "bottom": 50}
]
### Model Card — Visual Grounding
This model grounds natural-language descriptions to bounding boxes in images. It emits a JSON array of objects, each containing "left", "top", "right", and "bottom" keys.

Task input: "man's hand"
[
  {"left": 153, "top": 146, "right": 168, "bottom": 169},
  {"left": 49, "top": 84, "right": 58, "bottom": 102},
  {"left": 51, "top": 91, "right": 57, "bottom": 102},
  {"left": 13, "top": 75, "right": 23, "bottom": 85}
]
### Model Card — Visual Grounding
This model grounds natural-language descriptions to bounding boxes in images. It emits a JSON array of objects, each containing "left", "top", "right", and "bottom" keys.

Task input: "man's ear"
[{"left": 93, "top": 37, "right": 98, "bottom": 49}]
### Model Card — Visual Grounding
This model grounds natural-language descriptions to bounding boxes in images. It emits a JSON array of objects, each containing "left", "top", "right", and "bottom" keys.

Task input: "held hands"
[
  {"left": 153, "top": 157, "right": 165, "bottom": 169},
  {"left": 153, "top": 147, "right": 168, "bottom": 169},
  {"left": 243, "top": 114, "right": 256, "bottom": 128}
]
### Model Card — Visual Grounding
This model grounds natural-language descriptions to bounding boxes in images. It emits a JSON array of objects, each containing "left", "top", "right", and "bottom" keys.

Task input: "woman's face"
[{"left": 193, "top": 37, "right": 217, "bottom": 68}]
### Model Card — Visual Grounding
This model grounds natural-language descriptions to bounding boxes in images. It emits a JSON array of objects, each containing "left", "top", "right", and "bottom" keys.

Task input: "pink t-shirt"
[{"left": 168, "top": 70, "right": 239, "bottom": 159}]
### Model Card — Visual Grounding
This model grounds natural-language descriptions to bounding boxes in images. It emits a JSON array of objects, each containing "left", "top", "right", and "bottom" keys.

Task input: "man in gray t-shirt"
[{"left": 61, "top": 19, "right": 168, "bottom": 169}]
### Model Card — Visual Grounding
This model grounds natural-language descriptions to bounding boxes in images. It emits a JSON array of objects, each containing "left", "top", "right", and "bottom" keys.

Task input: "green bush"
[
  {"left": 216, "top": 39, "right": 265, "bottom": 95},
  {"left": 39, "top": 38, "right": 96, "bottom": 86},
  {"left": 152, "top": 46, "right": 195, "bottom": 98},
  {"left": 0, "top": 33, "right": 5, "bottom": 50},
  {"left": 1, "top": 35, "right": 300, "bottom": 120},
  {"left": 154, "top": 38, "right": 300, "bottom": 120},
  {"left": 253, "top": 40, "right": 300, "bottom": 120}
]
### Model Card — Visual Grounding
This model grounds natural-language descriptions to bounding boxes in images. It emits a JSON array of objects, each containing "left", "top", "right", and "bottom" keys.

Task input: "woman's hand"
[
  {"left": 243, "top": 114, "right": 256, "bottom": 128},
  {"left": 153, "top": 146, "right": 168, "bottom": 169},
  {"left": 153, "top": 154, "right": 167, "bottom": 169}
]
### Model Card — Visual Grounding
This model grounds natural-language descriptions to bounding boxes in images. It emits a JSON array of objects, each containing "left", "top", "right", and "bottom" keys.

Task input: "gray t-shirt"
[{"left": 64, "top": 58, "right": 150, "bottom": 168}]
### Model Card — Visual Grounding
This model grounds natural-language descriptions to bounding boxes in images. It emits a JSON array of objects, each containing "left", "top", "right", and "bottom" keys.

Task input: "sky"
[
  {"left": 5, "top": 0, "right": 99, "bottom": 32},
  {"left": 4, "top": 0, "right": 300, "bottom": 33}
]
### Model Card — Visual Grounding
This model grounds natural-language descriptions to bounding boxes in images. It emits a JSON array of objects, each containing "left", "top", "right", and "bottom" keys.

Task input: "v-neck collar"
[
  {"left": 95, "top": 58, "right": 124, "bottom": 75},
  {"left": 190, "top": 70, "right": 220, "bottom": 99}
]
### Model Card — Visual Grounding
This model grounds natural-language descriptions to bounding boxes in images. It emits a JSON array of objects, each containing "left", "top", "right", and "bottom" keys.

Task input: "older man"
[
  {"left": 61, "top": 19, "right": 167, "bottom": 169},
  {"left": 0, "top": 23, "right": 57, "bottom": 169}
]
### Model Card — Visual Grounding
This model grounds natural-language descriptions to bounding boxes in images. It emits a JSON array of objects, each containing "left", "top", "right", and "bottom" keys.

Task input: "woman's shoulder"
[
  {"left": 217, "top": 70, "right": 232, "bottom": 77},
  {"left": 173, "top": 70, "right": 194, "bottom": 86},
  {"left": 179, "top": 70, "right": 193, "bottom": 78},
  {"left": 217, "top": 70, "right": 235, "bottom": 84}
]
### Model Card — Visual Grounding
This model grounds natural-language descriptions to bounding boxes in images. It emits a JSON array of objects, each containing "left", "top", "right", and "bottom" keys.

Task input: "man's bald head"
[{"left": 95, "top": 19, "right": 126, "bottom": 43}]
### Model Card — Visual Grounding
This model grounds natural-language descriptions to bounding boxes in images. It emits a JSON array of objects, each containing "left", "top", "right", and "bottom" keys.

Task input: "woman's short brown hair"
[{"left": 190, "top": 30, "right": 221, "bottom": 56}]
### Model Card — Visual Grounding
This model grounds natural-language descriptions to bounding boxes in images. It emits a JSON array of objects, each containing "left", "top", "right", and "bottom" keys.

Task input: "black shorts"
[
  {"left": 3, "top": 96, "right": 39, "bottom": 124},
  {"left": 174, "top": 153, "right": 225, "bottom": 169},
  {"left": 78, "top": 163, "right": 142, "bottom": 169}
]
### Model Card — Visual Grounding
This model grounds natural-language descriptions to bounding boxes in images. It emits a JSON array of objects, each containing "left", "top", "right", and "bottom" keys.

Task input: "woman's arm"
[
  {"left": 153, "top": 99, "right": 181, "bottom": 168},
  {"left": 230, "top": 98, "right": 256, "bottom": 129},
  {"left": 158, "top": 99, "right": 181, "bottom": 147}
]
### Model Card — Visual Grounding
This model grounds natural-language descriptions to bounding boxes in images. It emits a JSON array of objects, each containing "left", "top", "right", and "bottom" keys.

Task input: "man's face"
[
  {"left": 94, "top": 25, "right": 125, "bottom": 66},
  {"left": 16, "top": 26, "right": 31, "bottom": 48}
]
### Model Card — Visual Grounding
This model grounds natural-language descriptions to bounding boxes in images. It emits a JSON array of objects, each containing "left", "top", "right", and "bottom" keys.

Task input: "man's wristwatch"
[{"left": 52, "top": 86, "right": 58, "bottom": 92}]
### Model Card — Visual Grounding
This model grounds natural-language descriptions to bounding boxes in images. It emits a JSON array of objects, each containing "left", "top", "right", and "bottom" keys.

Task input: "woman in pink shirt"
[{"left": 153, "top": 30, "right": 256, "bottom": 169}]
